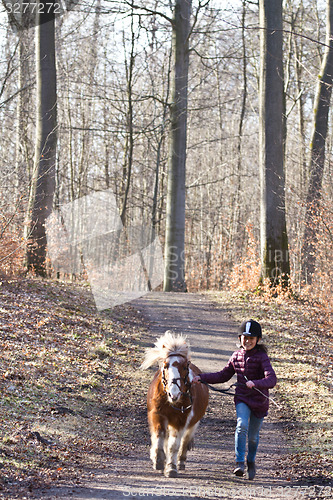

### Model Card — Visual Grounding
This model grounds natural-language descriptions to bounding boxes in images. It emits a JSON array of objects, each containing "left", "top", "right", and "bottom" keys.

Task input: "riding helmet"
[{"left": 238, "top": 319, "right": 262, "bottom": 338}]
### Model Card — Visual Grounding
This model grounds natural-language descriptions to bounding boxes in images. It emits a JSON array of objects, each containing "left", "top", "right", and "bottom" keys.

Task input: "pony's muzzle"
[{"left": 168, "top": 391, "right": 181, "bottom": 402}]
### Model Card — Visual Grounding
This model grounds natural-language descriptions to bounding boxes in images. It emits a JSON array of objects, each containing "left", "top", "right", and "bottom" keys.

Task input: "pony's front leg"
[
  {"left": 178, "top": 422, "right": 198, "bottom": 470},
  {"left": 149, "top": 414, "right": 166, "bottom": 471},
  {"left": 164, "top": 426, "right": 184, "bottom": 477}
]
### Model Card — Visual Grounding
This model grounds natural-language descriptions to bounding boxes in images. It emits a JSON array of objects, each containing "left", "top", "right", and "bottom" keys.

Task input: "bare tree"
[
  {"left": 26, "top": 3, "right": 57, "bottom": 275},
  {"left": 120, "top": 2, "right": 137, "bottom": 226},
  {"left": 259, "top": 0, "right": 290, "bottom": 285},
  {"left": 163, "top": 0, "right": 191, "bottom": 292},
  {"left": 301, "top": 0, "right": 333, "bottom": 283}
]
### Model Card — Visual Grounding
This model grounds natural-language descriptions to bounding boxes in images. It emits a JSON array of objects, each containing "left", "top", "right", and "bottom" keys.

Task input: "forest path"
[{"left": 35, "top": 292, "right": 298, "bottom": 500}]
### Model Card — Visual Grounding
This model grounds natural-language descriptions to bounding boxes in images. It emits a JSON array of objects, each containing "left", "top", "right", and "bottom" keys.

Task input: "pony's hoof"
[
  {"left": 154, "top": 457, "right": 165, "bottom": 471},
  {"left": 165, "top": 465, "right": 178, "bottom": 478},
  {"left": 153, "top": 450, "right": 165, "bottom": 471},
  {"left": 178, "top": 461, "right": 185, "bottom": 470}
]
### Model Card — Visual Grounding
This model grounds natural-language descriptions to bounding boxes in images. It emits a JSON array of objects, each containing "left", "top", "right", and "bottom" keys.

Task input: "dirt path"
[{"left": 33, "top": 292, "right": 313, "bottom": 500}]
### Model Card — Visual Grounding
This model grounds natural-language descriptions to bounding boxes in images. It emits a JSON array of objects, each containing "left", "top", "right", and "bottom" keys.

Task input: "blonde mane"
[{"left": 140, "top": 330, "right": 190, "bottom": 369}]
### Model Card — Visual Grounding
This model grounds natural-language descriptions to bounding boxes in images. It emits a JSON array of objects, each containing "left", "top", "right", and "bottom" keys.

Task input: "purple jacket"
[{"left": 200, "top": 347, "right": 277, "bottom": 418}]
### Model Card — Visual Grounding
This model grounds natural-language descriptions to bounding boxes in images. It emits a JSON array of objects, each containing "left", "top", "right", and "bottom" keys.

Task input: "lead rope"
[
  {"left": 201, "top": 378, "right": 282, "bottom": 410},
  {"left": 243, "top": 376, "right": 282, "bottom": 409},
  {"left": 200, "top": 380, "right": 239, "bottom": 396}
]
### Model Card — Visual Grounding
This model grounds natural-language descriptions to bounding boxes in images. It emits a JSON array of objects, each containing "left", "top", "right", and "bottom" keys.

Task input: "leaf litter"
[
  {"left": 0, "top": 277, "right": 150, "bottom": 498},
  {"left": 1, "top": 279, "right": 332, "bottom": 498}
]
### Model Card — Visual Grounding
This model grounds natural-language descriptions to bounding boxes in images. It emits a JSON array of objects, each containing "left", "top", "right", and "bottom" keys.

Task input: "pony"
[{"left": 141, "top": 330, "right": 209, "bottom": 477}]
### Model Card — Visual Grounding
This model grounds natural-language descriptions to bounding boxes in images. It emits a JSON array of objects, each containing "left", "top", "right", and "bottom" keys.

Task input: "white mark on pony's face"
[{"left": 163, "top": 356, "right": 186, "bottom": 403}]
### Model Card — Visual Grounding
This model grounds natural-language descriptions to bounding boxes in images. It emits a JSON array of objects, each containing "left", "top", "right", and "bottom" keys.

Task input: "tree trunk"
[
  {"left": 26, "top": 5, "right": 57, "bottom": 276},
  {"left": 230, "top": 0, "right": 247, "bottom": 264},
  {"left": 152, "top": 46, "right": 172, "bottom": 236},
  {"left": 163, "top": 0, "right": 191, "bottom": 292},
  {"left": 15, "top": 31, "right": 31, "bottom": 191},
  {"left": 259, "top": 0, "right": 290, "bottom": 285},
  {"left": 120, "top": 12, "right": 135, "bottom": 226},
  {"left": 301, "top": 0, "right": 333, "bottom": 283}
]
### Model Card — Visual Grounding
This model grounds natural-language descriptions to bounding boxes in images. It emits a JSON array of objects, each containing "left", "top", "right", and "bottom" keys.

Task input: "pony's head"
[
  {"left": 162, "top": 353, "right": 191, "bottom": 403},
  {"left": 141, "top": 331, "right": 191, "bottom": 404},
  {"left": 140, "top": 330, "right": 190, "bottom": 369}
]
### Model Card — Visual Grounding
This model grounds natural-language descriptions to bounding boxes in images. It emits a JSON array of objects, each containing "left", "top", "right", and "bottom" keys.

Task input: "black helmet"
[{"left": 238, "top": 319, "right": 262, "bottom": 338}]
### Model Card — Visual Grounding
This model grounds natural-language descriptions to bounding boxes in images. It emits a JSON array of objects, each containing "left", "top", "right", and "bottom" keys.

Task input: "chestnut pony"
[{"left": 141, "top": 331, "right": 209, "bottom": 477}]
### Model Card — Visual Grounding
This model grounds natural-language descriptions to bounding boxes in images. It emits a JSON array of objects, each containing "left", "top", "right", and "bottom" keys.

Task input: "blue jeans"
[{"left": 235, "top": 402, "right": 264, "bottom": 463}]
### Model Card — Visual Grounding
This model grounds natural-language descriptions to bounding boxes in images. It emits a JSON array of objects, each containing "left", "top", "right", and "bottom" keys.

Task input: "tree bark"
[
  {"left": 26, "top": 4, "right": 57, "bottom": 276},
  {"left": 120, "top": 10, "right": 136, "bottom": 226},
  {"left": 301, "top": 0, "right": 333, "bottom": 283},
  {"left": 259, "top": 0, "right": 290, "bottom": 285},
  {"left": 15, "top": 31, "right": 31, "bottom": 191},
  {"left": 230, "top": 0, "right": 247, "bottom": 264},
  {"left": 163, "top": 0, "right": 191, "bottom": 292}
]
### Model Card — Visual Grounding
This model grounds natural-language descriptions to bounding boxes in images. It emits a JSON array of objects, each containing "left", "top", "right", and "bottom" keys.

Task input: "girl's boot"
[
  {"left": 247, "top": 460, "right": 256, "bottom": 480},
  {"left": 233, "top": 462, "right": 245, "bottom": 476}
]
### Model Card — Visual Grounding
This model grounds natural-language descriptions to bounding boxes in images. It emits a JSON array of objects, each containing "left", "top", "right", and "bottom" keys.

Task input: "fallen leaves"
[{"left": 0, "top": 277, "right": 150, "bottom": 498}]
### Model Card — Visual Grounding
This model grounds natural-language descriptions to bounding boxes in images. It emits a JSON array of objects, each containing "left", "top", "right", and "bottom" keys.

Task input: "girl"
[{"left": 192, "top": 319, "right": 277, "bottom": 480}]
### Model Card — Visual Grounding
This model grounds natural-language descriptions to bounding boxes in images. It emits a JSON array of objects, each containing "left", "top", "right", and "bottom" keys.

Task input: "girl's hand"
[
  {"left": 192, "top": 375, "right": 201, "bottom": 384},
  {"left": 246, "top": 380, "right": 255, "bottom": 389}
]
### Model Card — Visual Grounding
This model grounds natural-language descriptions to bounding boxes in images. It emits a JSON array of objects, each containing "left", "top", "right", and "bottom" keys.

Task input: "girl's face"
[{"left": 240, "top": 335, "right": 258, "bottom": 351}]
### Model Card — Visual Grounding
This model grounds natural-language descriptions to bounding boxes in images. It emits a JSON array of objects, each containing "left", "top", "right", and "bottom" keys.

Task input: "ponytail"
[{"left": 256, "top": 343, "right": 268, "bottom": 353}]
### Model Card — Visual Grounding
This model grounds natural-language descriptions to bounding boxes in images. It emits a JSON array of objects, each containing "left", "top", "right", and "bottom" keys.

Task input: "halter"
[{"left": 162, "top": 354, "right": 192, "bottom": 414}]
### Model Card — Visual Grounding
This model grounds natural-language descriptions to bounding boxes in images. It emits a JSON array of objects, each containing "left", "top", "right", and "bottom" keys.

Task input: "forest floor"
[{"left": 0, "top": 279, "right": 332, "bottom": 499}]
